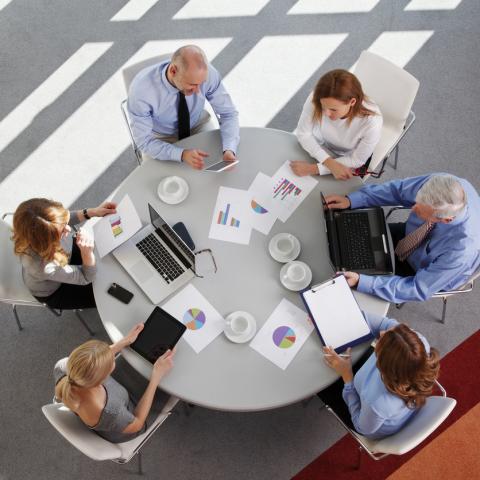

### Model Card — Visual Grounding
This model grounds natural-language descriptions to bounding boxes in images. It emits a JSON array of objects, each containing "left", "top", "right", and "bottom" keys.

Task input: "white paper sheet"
[
  {"left": 93, "top": 194, "right": 142, "bottom": 258},
  {"left": 250, "top": 298, "right": 314, "bottom": 370},
  {"left": 269, "top": 161, "right": 318, "bottom": 222},
  {"left": 161, "top": 284, "right": 225, "bottom": 353},
  {"left": 247, "top": 172, "right": 280, "bottom": 235},
  {"left": 208, "top": 186, "right": 253, "bottom": 244}
]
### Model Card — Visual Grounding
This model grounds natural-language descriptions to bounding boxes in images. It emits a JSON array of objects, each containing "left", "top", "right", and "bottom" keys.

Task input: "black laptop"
[{"left": 320, "top": 192, "right": 394, "bottom": 275}]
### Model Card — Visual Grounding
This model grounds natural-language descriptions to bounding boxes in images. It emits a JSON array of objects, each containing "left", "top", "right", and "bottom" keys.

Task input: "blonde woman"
[
  {"left": 54, "top": 323, "right": 174, "bottom": 443},
  {"left": 12, "top": 198, "right": 116, "bottom": 309},
  {"left": 292, "top": 69, "right": 382, "bottom": 180}
]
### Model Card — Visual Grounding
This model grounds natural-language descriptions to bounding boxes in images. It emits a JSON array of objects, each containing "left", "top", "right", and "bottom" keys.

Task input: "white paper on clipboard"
[{"left": 301, "top": 275, "right": 371, "bottom": 351}]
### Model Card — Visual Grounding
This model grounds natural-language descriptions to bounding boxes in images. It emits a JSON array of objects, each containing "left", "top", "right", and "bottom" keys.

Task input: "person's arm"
[
  {"left": 127, "top": 91, "right": 184, "bottom": 162},
  {"left": 361, "top": 311, "right": 399, "bottom": 337},
  {"left": 348, "top": 174, "right": 432, "bottom": 209},
  {"left": 43, "top": 260, "right": 96, "bottom": 285},
  {"left": 294, "top": 93, "right": 331, "bottom": 164},
  {"left": 122, "top": 350, "right": 174, "bottom": 434},
  {"left": 205, "top": 66, "right": 240, "bottom": 156},
  {"left": 357, "top": 251, "right": 469, "bottom": 303},
  {"left": 334, "top": 116, "right": 383, "bottom": 169},
  {"left": 110, "top": 323, "right": 144, "bottom": 355}
]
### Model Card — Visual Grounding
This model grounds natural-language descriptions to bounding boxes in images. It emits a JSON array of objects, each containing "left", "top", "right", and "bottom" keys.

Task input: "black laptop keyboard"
[
  {"left": 136, "top": 234, "right": 184, "bottom": 284},
  {"left": 338, "top": 213, "right": 376, "bottom": 270}
]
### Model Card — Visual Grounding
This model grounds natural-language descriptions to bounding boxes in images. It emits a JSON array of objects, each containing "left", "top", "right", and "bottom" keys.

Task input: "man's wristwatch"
[{"left": 82, "top": 208, "right": 91, "bottom": 220}]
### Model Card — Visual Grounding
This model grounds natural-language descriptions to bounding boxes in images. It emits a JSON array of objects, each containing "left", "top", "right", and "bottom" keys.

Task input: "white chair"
[
  {"left": 386, "top": 206, "right": 480, "bottom": 323},
  {"left": 0, "top": 215, "right": 94, "bottom": 335},
  {"left": 42, "top": 395, "right": 179, "bottom": 474},
  {"left": 120, "top": 54, "right": 217, "bottom": 165},
  {"left": 353, "top": 51, "right": 420, "bottom": 177},
  {"left": 325, "top": 381, "right": 456, "bottom": 467}
]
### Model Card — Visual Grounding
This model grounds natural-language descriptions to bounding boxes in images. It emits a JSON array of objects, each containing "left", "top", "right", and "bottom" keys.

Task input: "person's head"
[
  {"left": 413, "top": 175, "right": 466, "bottom": 224},
  {"left": 312, "top": 69, "right": 375, "bottom": 123},
  {"left": 168, "top": 45, "right": 208, "bottom": 96},
  {"left": 375, "top": 324, "right": 440, "bottom": 408},
  {"left": 12, "top": 198, "right": 70, "bottom": 264},
  {"left": 55, "top": 340, "right": 115, "bottom": 409}
]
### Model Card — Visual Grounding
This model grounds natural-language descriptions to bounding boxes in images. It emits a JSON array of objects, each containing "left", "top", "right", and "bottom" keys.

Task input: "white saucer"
[
  {"left": 268, "top": 233, "right": 301, "bottom": 263},
  {"left": 157, "top": 176, "right": 189, "bottom": 205},
  {"left": 224, "top": 311, "right": 257, "bottom": 344},
  {"left": 280, "top": 261, "right": 312, "bottom": 291}
]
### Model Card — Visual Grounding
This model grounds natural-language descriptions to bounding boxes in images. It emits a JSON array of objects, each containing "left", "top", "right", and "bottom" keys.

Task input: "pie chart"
[
  {"left": 251, "top": 199, "right": 268, "bottom": 214},
  {"left": 272, "top": 326, "right": 296, "bottom": 349},
  {"left": 183, "top": 308, "right": 206, "bottom": 330}
]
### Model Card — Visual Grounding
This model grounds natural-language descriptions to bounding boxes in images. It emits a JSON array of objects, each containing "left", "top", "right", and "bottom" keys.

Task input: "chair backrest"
[
  {"left": 42, "top": 403, "right": 122, "bottom": 461},
  {"left": 122, "top": 54, "right": 172, "bottom": 93},
  {"left": 0, "top": 218, "right": 39, "bottom": 305},
  {"left": 361, "top": 396, "right": 456, "bottom": 456},
  {"left": 353, "top": 51, "right": 420, "bottom": 130}
]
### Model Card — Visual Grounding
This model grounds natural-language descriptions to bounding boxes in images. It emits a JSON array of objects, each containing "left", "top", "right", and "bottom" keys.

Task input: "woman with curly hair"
[{"left": 319, "top": 312, "right": 440, "bottom": 438}]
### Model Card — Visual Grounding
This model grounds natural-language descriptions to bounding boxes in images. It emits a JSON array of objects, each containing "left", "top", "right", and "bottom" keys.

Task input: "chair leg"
[
  {"left": 137, "top": 452, "right": 143, "bottom": 475},
  {"left": 74, "top": 309, "right": 95, "bottom": 336},
  {"left": 355, "top": 446, "right": 363, "bottom": 470},
  {"left": 393, "top": 145, "right": 399, "bottom": 170},
  {"left": 441, "top": 297, "right": 447, "bottom": 324},
  {"left": 12, "top": 305, "right": 24, "bottom": 331}
]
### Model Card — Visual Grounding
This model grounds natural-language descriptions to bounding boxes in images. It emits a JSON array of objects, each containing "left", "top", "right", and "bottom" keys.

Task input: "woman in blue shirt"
[{"left": 319, "top": 312, "right": 440, "bottom": 439}]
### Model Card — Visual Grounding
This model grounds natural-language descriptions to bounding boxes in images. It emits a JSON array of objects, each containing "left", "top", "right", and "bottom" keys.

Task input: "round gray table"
[{"left": 94, "top": 127, "right": 389, "bottom": 411}]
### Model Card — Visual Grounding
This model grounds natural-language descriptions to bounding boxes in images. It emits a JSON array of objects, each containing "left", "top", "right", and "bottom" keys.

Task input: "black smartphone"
[
  {"left": 172, "top": 221, "right": 195, "bottom": 251},
  {"left": 107, "top": 283, "right": 134, "bottom": 304}
]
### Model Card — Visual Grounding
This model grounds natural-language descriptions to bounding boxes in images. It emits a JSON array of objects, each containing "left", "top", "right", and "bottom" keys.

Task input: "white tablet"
[{"left": 204, "top": 159, "right": 239, "bottom": 172}]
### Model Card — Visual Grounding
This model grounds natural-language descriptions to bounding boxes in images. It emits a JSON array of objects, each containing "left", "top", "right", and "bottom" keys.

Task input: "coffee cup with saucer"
[
  {"left": 268, "top": 233, "right": 301, "bottom": 263},
  {"left": 224, "top": 311, "right": 256, "bottom": 343},
  {"left": 157, "top": 176, "right": 189, "bottom": 205},
  {"left": 280, "top": 261, "right": 312, "bottom": 291}
]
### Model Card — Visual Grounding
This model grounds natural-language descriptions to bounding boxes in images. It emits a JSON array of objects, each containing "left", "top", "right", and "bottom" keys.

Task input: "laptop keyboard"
[
  {"left": 338, "top": 213, "right": 376, "bottom": 270},
  {"left": 136, "top": 234, "right": 184, "bottom": 284}
]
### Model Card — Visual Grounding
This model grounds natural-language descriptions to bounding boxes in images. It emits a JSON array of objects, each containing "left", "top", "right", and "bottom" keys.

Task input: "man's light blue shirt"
[
  {"left": 342, "top": 312, "right": 430, "bottom": 439},
  {"left": 127, "top": 60, "right": 240, "bottom": 161},
  {"left": 347, "top": 174, "right": 480, "bottom": 303}
]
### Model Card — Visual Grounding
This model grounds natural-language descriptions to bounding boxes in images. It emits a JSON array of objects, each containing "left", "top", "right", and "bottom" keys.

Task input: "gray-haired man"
[{"left": 325, "top": 174, "right": 480, "bottom": 303}]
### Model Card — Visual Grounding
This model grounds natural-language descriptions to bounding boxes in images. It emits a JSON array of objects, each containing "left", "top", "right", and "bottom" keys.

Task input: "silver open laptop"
[{"left": 113, "top": 204, "right": 195, "bottom": 304}]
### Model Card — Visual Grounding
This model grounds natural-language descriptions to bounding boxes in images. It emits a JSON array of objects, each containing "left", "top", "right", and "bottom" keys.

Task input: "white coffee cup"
[
  {"left": 163, "top": 177, "right": 181, "bottom": 198},
  {"left": 276, "top": 234, "right": 295, "bottom": 257},
  {"left": 227, "top": 314, "right": 251, "bottom": 336},
  {"left": 283, "top": 262, "right": 306, "bottom": 284}
]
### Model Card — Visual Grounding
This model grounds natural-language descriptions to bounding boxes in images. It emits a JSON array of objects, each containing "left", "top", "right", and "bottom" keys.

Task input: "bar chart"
[
  {"left": 273, "top": 177, "right": 302, "bottom": 201},
  {"left": 217, "top": 203, "right": 240, "bottom": 228}
]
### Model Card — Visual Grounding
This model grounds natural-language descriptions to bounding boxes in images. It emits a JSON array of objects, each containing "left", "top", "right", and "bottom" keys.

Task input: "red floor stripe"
[{"left": 292, "top": 329, "right": 480, "bottom": 480}]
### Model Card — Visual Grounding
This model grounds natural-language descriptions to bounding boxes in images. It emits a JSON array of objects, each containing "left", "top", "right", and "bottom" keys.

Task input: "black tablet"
[{"left": 130, "top": 307, "right": 186, "bottom": 363}]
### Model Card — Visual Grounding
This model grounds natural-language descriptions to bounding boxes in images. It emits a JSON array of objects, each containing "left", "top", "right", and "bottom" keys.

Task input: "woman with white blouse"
[{"left": 292, "top": 69, "right": 383, "bottom": 180}]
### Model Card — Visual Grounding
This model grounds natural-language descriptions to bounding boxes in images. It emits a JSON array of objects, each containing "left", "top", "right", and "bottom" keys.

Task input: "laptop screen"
[{"left": 148, "top": 204, "right": 195, "bottom": 267}]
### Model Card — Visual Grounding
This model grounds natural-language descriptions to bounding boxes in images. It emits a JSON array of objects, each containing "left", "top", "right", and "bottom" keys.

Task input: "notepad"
[{"left": 300, "top": 275, "right": 372, "bottom": 352}]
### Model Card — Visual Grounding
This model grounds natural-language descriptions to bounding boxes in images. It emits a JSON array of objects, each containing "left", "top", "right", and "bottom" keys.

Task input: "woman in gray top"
[
  {"left": 54, "top": 323, "right": 175, "bottom": 443},
  {"left": 12, "top": 197, "right": 116, "bottom": 309}
]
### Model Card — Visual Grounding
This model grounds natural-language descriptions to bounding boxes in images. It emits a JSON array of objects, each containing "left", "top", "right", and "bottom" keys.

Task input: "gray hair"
[
  {"left": 171, "top": 45, "right": 207, "bottom": 72},
  {"left": 415, "top": 175, "right": 466, "bottom": 218}
]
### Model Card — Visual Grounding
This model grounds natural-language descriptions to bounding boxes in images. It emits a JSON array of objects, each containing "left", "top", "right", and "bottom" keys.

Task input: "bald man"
[{"left": 127, "top": 45, "right": 240, "bottom": 169}]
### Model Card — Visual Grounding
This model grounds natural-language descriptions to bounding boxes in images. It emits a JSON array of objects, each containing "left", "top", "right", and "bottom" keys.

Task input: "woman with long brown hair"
[
  {"left": 292, "top": 69, "right": 382, "bottom": 180},
  {"left": 12, "top": 197, "right": 116, "bottom": 309},
  {"left": 319, "top": 312, "right": 440, "bottom": 438},
  {"left": 54, "top": 323, "right": 174, "bottom": 443}
]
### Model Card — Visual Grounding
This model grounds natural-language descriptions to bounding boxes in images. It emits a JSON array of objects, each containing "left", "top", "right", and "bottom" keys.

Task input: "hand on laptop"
[{"left": 324, "top": 195, "right": 351, "bottom": 209}]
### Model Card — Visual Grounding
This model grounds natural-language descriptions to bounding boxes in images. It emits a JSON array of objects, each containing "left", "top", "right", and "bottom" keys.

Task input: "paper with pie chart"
[
  {"left": 250, "top": 298, "right": 314, "bottom": 370},
  {"left": 161, "top": 284, "right": 225, "bottom": 353},
  {"left": 209, "top": 186, "right": 253, "bottom": 245},
  {"left": 247, "top": 172, "right": 280, "bottom": 235}
]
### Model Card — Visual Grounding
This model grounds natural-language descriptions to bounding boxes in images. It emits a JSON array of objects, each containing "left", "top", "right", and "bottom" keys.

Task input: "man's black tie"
[{"left": 177, "top": 92, "right": 190, "bottom": 140}]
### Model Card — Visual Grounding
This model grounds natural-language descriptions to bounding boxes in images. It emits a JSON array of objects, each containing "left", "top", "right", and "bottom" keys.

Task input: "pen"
[{"left": 323, "top": 353, "right": 351, "bottom": 358}]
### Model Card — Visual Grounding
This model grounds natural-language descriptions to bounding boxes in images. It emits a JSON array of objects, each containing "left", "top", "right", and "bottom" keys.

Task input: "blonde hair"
[
  {"left": 12, "top": 198, "right": 70, "bottom": 266},
  {"left": 55, "top": 340, "right": 114, "bottom": 409}
]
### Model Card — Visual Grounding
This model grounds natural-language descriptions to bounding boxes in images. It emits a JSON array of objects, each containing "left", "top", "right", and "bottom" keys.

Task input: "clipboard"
[{"left": 300, "top": 274, "right": 372, "bottom": 353}]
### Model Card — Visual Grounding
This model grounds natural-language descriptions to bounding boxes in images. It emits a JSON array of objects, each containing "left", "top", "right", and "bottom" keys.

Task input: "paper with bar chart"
[
  {"left": 269, "top": 161, "right": 318, "bottom": 222},
  {"left": 209, "top": 186, "right": 253, "bottom": 244},
  {"left": 247, "top": 172, "right": 280, "bottom": 235},
  {"left": 161, "top": 284, "right": 225, "bottom": 353},
  {"left": 93, "top": 194, "right": 142, "bottom": 258},
  {"left": 250, "top": 298, "right": 314, "bottom": 370}
]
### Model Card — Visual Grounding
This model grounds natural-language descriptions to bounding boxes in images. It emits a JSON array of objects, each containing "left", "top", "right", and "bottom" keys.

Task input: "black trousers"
[
  {"left": 35, "top": 242, "right": 96, "bottom": 309},
  {"left": 317, "top": 346, "right": 375, "bottom": 431},
  {"left": 388, "top": 222, "right": 416, "bottom": 277}
]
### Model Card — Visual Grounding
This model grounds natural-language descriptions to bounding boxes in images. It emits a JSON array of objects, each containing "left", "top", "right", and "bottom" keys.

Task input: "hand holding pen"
[{"left": 323, "top": 346, "right": 354, "bottom": 384}]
